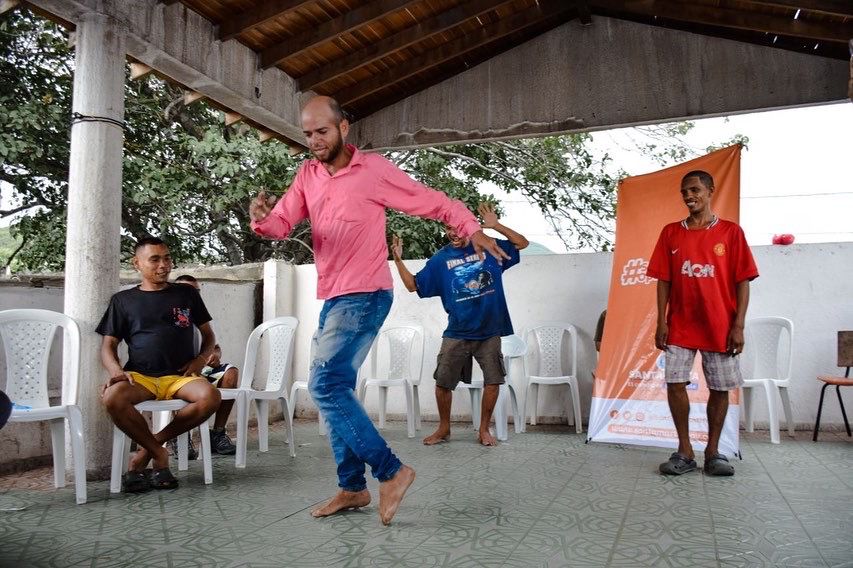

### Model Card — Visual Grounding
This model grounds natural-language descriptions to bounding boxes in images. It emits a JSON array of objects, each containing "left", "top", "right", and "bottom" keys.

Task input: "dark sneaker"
[
  {"left": 211, "top": 428, "right": 236, "bottom": 455},
  {"left": 166, "top": 436, "right": 198, "bottom": 461},
  {"left": 659, "top": 452, "right": 698, "bottom": 475}
]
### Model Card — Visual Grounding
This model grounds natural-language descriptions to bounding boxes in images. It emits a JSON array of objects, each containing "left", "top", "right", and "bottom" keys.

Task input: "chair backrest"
[
  {"left": 524, "top": 322, "right": 578, "bottom": 379},
  {"left": 501, "top": 334, "right": 527, "bottom": 360},
  {"left": 742, "top": 316, "right": 794, "bottom": 381},
  {"left": 240, "top": 316, "right": 298, "bottom": 393},
  {"left": 0, "top": 309, "right": 80, "bottom": 409},
  {"left": 364, "top": 325, "right": 424, "bottom": 385}
]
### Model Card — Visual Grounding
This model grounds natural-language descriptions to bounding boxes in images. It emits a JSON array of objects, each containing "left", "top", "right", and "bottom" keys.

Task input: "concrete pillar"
[{"left": 63, "top": 13, "right": 125, "bottom": 476}]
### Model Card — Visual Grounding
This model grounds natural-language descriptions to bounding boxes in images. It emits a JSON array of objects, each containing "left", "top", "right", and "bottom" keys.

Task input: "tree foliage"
[{"left": 0, "top": 10, "right": 743, "bottom": 271}]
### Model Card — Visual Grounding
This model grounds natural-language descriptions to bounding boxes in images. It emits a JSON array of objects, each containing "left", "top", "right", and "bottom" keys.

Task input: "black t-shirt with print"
[{"left": 96, "top": 284, "right": 212, "bottom": 377}]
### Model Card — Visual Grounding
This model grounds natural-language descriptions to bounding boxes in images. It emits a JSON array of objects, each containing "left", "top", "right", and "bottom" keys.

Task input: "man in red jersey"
[{"left": 647, "top": 170, "right": 758, "bottom": 477}]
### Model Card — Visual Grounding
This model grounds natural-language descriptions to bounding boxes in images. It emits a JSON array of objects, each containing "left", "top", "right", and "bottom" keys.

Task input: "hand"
[
  {"left": 391, "top": 234, "right": 403, "bottom": 260},
  {"left": 100, "top": 372, "right": 134, "bottom": 397},
  {"left": 726, "top": 325, "right": 745, "bottom": 356},
  {"left": 180, "top": 358, "right": 206, "bottom": 377},
  {"left": 654, "top": 322, "right": 668, "bottom": 351},
  {"left": 205, "top": 352, "right": 221, "bottom": 368},
  {"left": 478, "top": 202, "right": 500, "bottom": 229},
  {"left": 469, "top": 230, "right": 510, "bottom": 264},
  {"left": 249, "top": 190, "right": 277, "bottom": 223}
]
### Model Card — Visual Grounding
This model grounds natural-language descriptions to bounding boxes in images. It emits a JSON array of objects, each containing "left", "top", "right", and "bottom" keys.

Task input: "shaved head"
[
  {"left": 302, "top": 96, "right": 345, "bottom": 125},
  {"left": 301, "top": 96, "right": 350, "bottom": 164}
]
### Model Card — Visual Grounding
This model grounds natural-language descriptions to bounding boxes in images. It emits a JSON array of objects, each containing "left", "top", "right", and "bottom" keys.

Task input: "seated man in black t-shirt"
[{"left": 97, "top": 237, "right": 222, "bottom": 492}]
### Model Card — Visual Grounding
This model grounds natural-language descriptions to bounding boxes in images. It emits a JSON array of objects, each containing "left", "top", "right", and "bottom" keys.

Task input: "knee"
[
  {"left": 222, "top": 368, "right": 239, "bottom": 388},
  {"left": 201, "top": 387, "right": 222, "bottom": 414},
  {"left": 101, "top": 384, "right": 130, "bottom": 414}
]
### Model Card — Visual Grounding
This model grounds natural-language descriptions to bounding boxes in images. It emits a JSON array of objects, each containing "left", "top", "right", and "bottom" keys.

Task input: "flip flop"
[
  {"left": 659, "top": 452, "right": 698, "bottom": 475},
  {"left": 703, "top": 453, "right": 735, "bottom": 476},
  {"left": 121, "top": 470, "right": 150, "bottom": 493},
  {"left": 149, "top": 467, "right": 179, "bottom": 490}
]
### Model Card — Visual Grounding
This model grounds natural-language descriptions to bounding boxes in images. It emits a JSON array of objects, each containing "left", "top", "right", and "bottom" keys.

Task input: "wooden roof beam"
[
  {"left": 260, "top": 0, "right": 423, "bottom": 68},
  {"left": 224, "top": 111, "right": 243, "bottom": 126},
  {"left": 589, "top": 0, "right": 853, "bottom": 43},
  {"left": 335, "top": 0, "right": 573, "bottom": 107},
  {"left": 218, "top": 0, "right": 313, "bottom": 42},
  {"left": 183, "top": 90, "right": 206, "bottom": 105},
  {"left": 297, "top": 0, "right": 517, "bottom": 91},
  {"left": 741, "top": 1, "right": 853, "bottom": 19},
  {"left": 129, "top": 62, "right": 153, "bottom": 80}
]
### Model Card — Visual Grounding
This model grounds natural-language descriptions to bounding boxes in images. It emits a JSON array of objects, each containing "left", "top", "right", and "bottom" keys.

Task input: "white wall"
[{"left": 278, "top": 242, "right": 853, "bottom": 429}]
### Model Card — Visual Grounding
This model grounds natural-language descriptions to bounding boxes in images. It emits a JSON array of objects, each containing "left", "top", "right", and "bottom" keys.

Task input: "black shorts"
[{"left": 433, "top": 336, "right": 505, "bottom": 390}]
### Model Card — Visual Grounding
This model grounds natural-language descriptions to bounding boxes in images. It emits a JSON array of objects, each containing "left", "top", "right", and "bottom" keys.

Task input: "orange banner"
[{"left": 588, "top": 146, "right": 742, "bottom": 454}]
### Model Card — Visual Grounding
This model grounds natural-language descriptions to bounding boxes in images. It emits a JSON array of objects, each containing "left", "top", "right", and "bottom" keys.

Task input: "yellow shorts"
[{"left": 128, "top": 372, "right": 202, "bottom": 401}]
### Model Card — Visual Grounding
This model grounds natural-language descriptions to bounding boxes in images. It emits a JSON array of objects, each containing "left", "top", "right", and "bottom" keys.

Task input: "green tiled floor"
[{"left": 1, "top": 421, "right": 851, "bottom": 567}]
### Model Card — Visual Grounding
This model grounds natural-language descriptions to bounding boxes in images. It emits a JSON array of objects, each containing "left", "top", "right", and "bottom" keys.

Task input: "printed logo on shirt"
[
  {"left": 714, "top": 243, "right": 726, "bottom": 257},
  {"left": 447, "top": 255, "right": 496, "bottom": 303},
  {"left": 173, "top": 308, "right": 191, "bottom": 328},
  {"left": 620, "top": 258, "right": 653, "bottom": 286},
  {"left": 680, "top": 260, "right": 715, "bottom": 278}
]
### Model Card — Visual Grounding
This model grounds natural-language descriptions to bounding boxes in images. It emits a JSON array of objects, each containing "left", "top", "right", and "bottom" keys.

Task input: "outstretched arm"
[
  {"left": 390, "top": 235, "right": 417, "bottom": 293},
  {"left": 478, "top": 203, "right": 529, "bottom": 250}
]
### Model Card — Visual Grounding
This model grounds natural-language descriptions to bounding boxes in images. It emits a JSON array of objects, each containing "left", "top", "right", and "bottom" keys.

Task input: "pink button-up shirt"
[{"left": 251, "top": 145, "right": 481, "bottom": 299}]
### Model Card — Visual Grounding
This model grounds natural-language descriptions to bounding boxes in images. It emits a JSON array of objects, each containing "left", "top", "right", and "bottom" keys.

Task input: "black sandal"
[
  {"left": 149, "top": 467, "right": 179, "bottom": 490},
  {"left": 122, "top": 470, "right": 151, "bottom": 493}
]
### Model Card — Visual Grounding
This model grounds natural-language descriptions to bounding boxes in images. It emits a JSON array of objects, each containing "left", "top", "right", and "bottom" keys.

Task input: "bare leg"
[
  {"left": 477, "top": 384, "right": 499, "bottom": 446},
  {"left": 101, "top": 382, "right": 166, "bottom": 470},
  {"left": 705, "top": 389, "right": 729, "bottom": 457},
  {"left": 379, "top": 464, "right": 416, "bottom": 525},
  {"left": 213, "top": 368, "right": 238, "bottom": 430},
  {"left": 131, "top": 380, "right": 220, "bottom": 470},
  {"left": 311, "top": 490, "right": 371, "bottom": 517},
  {"left": 666, "top": 383, "right": 694, "bottom": 460},
  {"left": 423, "top": 386, "right": 452, "bottom": 445}
]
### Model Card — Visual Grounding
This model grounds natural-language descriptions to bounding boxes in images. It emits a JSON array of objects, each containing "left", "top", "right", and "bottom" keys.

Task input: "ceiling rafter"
[
  {"left": 589, "top": 0, "right": 853, "bottom": 44},
  {"left": 260, "top": 0, "right": 423, "bottom": 69},
  {"left": 218, "top": 0, "right": 313, "bottom": 42},
  {"left": 334, "top": 0, "right": 574, "bottom": 107},
  {"left": 297, "top": 0, "right": 517, "bottom": 92}
]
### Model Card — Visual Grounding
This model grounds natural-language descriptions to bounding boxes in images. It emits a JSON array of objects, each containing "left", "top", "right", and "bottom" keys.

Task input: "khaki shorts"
[
  {"left": 434, "top": 336, "right": 505, "bottom": 390},
  {"left": 664, "top": 345, "right": 743, "bottom": 391}
]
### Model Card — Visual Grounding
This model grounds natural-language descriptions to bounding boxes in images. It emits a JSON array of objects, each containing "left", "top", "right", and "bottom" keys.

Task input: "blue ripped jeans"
[{"left": 308, "top": 290, "right": 401, "bottom": 491}]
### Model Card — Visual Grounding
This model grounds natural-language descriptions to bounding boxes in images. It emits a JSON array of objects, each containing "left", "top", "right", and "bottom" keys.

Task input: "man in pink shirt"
[{"left": 250, "top": 96, "right": 507, "bottom": 525}]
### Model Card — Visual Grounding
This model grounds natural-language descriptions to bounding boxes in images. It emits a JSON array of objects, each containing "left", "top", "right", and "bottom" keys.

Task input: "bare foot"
[
  {"left": 150, "top": 445, "right": 170, "bottom": 470},
  {"left": 423, "top": 428, "right": 450, "bottom": 445},
  {"left": 379, "top": 465, "right": 416, "bottom": 526},
  {"left": 127, "top": 447, "right": 151, "bottom": 472},
  {"left": 477, "top": 429, "right": 497, "bottom": 446},
  {"left": 311, "top": 490, "right": 371, "bottom": 518}
]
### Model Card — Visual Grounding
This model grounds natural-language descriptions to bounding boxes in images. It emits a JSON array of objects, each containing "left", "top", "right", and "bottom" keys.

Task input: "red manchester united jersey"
[{"left": 647, "top": 218, "right": 759, "bottom": 352}]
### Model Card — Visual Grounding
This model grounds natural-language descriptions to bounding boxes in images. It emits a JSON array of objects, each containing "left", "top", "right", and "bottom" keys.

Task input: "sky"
[{"left": 482, "top": 102, "right": 853, "bottom": 253}]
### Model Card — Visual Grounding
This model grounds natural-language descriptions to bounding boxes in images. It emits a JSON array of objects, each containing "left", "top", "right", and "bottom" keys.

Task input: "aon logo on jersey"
[{"left": 681, "top": 260, "right": 715, "bottom": 278}]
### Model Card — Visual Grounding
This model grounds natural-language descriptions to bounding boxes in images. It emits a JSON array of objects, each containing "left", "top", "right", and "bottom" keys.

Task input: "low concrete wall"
[
  {"left": 277, "top": 242, "right": 853, "bottom": 430},
  {"left": 0, "top": 272, "right": 259, "bottom": 470}
]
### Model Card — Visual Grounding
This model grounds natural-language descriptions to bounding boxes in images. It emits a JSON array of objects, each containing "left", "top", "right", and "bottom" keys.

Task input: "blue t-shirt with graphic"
[{"left": 415, "top": 239, "right": 520, "bottom": 340}]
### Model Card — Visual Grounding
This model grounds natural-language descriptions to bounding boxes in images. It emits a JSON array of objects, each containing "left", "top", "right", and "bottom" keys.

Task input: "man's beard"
[{"left": 315, "top": 131, "right": 344, "bottom": 163}]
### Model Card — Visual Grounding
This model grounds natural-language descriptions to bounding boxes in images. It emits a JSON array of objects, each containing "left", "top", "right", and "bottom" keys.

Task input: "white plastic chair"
[
  {"left": 357, "top": 325, "right": 424, "bottom": 438},
  {"left": 109, "top": 399, "right": 213, "bottom": 493},
  {"left": 221, "top": 316, "right": 298, "bottom": 468},
  {"left": 289, "top": 335, "right": 327, "bottom": 436},
  {"left": 2, "top": 309, "right": 87, "bottom": 504},
  {"left": 494, "top": 334, "right": 525, "bottom": 441},
  {"left": 741, "top": 316, "right": 795, "bottom": 444},
  {"left": 522, "top": 323, "right": 582, "bottom": 434}
]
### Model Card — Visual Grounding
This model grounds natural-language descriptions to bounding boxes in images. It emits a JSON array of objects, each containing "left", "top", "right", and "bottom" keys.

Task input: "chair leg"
[
  {"left": 257, "top": 400, "right": 270, "bottom": 452},
  {"left": 177, "top": 431, "right": 189, "bottom": 471},
  {"left": 529, "top": 384, "right": 539, "bottom": 426},
  {"left": 813, "top": 383, "right": 830, "bottom": 441},
  {"left": 494, "top": 385, "right": 508, "bottom": 441},
  {"left": 779, "top": 386, "right": 795, "bottom": 437},
  {"left": 468, "top": 388, "right": 482, "bottom": 428},
  {"left": 110, "top": 426, "right": 128, "bottom": 494},
  {"left": 404, "top": 384, "right": 415, "bottom": 439},
  {"left": 837, "top": 386, "right": 851, "bottom": 437},
  {"left": 67, "top": 406, "right": 87, "bottom": 504},
  {"left": 413, "top": 384, "right": 422, "bottom": 431},
  {"left": 199, "top": 417, "right": 213, "bottom": 485},
  {"left": 281, "top": 396, "right": 296, "bottom": 457},
  {"left": 764, "top": 381, "right": 780, "bottom": 444},
  {"left": 570, "top": 380, "right": 583, "bottom": 434},
  {"left": 508, "top": 385, "right": 522, "bottom": 434},
  {"left": 235, "top": 391, "right": 248, "bottom": 469},
  {"left": 378, "top": 386, "right": 388, "bottom": 429},
  {"left": 49, "top": 419, "right": 66, "bottom": 489},
  {"left": 742, "top": 386, "right": 755, "bottom": 432}
]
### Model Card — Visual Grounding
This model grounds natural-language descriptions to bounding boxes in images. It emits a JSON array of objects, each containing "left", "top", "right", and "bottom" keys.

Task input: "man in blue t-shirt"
[{"left": 392, "top": 203, "right": 528, "bottom": 446}]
